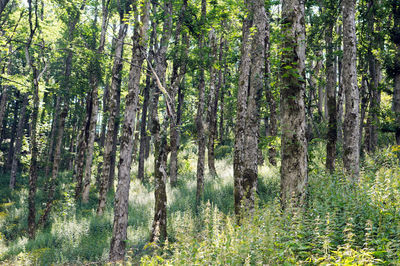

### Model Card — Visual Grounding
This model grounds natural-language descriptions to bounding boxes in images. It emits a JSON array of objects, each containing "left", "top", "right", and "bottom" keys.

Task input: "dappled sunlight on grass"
[{"left": 1, "top": 145, "right": 400, "bottom": 264}]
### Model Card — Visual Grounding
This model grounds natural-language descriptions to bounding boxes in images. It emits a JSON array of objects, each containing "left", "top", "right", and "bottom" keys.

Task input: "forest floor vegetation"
[{"left": 1, "top": 143, "right": 400, "bottom": 264}]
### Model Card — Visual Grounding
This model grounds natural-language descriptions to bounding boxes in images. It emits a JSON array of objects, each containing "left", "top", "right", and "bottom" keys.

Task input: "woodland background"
[{"left": 0, "top": 0, "right": 400, "bottom": 264}]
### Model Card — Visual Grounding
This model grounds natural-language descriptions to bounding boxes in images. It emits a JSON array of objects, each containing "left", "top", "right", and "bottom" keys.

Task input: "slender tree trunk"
[
  {"left": 0, "top": 45, "right": 12, "bottom": 141},
  {"left": 81, "top": 0, "right": 109, "bottom": 203},
  {"left": 326, "top": 20, "right": 337, "bottom": 173},
  {"left": 342, "top": 0, "right": 360, "bottom": 180},
  {"left": 264, "top": 7, "right": 277, "bottom": 166},
  {"left": 150, "top": 0, "right": 172, "bottom": 243},
  {"left": 27, "top": 61, "right": 40, "bottom": 239},
  {"left": 131, "top": 108, "right": 141, "bottom": 158},
  {"left": 109, "top": 0, "right": 150, "bottom": 260},
  {"left": 9, "top": 95, "right": 28, "bottom": 189},
  {"left": 206, "top": 29, "right": 219, "bottom": 177},
  {"left": 138, "top": 56, "right": 153, "bottom": 181},
  {"left": 218, "top": 45, "right": 227, "bottom": 145},
  {"left": 366, "top": 58, "right": 381, "bottom": 153},
  {"left": 97, "top": 13, "right": 128, "bottom": 215},
  {"left": 169, "top": 1, "right": 188, "bottom": 185},
  {"left": 395, "top": 74, "right": 400, "bottom": 145},
  {"left": 280, "top": 0, "right": 307, "bottom": 208},
  {"left": 310, "top": 54, "right": 324, "bottom": 120},
  {"left": 6, "top": 91, "right": 19, "bottom": 172},
  {"left": 82, "top": 86, "right": 99, "bottom": 203},
  {"left": 359, "top": 77, "right": 368, "bottom": 156},
  {"left": 195, "top": 0, "right": 207, "bottom": 207},
  {"left": 390, "top": 2, "right": 400, "bottom": 146},
  {"left": 337, "top": 25, "right": 344, "bottom": 144},
  {"left": 45, "top": 96, "right": 60, "bottom": 177},
  {"left": 74, "top": 109, "right": 89, "bottom": 199}
]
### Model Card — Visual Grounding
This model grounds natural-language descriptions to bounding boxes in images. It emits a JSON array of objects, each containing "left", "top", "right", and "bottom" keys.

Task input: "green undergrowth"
[{"left": 0, "top": 144, "right": 400, "bottom": 265}]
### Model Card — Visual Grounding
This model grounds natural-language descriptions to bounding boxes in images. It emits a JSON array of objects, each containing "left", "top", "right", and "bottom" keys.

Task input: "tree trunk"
[
  {"left": 264, "top": 7, "right": 277, "bottom": 166},
  {"left": 342, "top": 0, "right": 360, "bottom": 180},
  {"left": 81, "top": 0, "right": 109, "bottom": 203},
  {"left": 326, "top": 18, "right": 337, "bottom": 173},
  {"left": 97, "top": 13, "right": 128, "bottom": 215},
  {"left": 365, "top": 57, "right": 381, "bottom": 153},
  {"left": 234, "top": 2, "right": 249, "bottom": 213},
  {"left": 280, "top": 0, "right": 308, "bottom": 208},
  {"left": 206, "top": 29, "right": 219, "bottom": 177},
  {"left": 390, "top": 2, "right": 400, "bottom": 145},
  {"left": 138, "top": 55, "right": 153, "bottom": 181},
  {"left": 5, "top": 91, "right": 19, "bottom": 173},
  {"left": 149, "top": 0, "right": 172, "bottom": 243},
  {"left": 169, "top": 0, "right": 188, "bottom": 185},
  {"left": 44, "top": 96, "right": 60, "bottom": 177},
  {"left": 27, "top": 63, "right": 40, "bottom": 239},
  {"left": 234, "top": 0, "right": 265, "bottom": 217},
  {"left": 109, "top": 0, "right": 150, "bottom": 260},
  {"left": 9, "top": 95, "right": 28, "bottom": 189},
  {"left": 218, "top": 45, "right": 227, "bottom": 145},
  {"left": 359, "top": 77, "right": 368, "bottom": 157},
  {"left": 81, "top": 85, "right": 99, "bottom": 203},
  {"left": 0, "top": 45, "right": 12, "bottom": 141},
  {"left": 131, "top": 108, "right": 141, "bottom": 158},
  {"left": 395, "top": 74, "right": 400, "bottom": 145},
  {"left": 336, "top": 25, "right": 344, "bottom": 144},
  {"left": 74, "top": 110, "right": 89, "bottom": 199},
  {"left": 195, "top": 0, "right": 207, "bottom": 208}
]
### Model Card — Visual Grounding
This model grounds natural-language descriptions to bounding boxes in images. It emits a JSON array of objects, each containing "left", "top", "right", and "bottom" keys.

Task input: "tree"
[
  {"left": 342, "top": 0, "right": 360, "bottom": 179},
  {"left": 234, "top": 0, "right": 266, "bottom": 217},
  {"left": 109, "top": 0, "right": 150, "bottom": 260},
  {"left": 325, "top": 0, "right": 338, "bottom": 173},
  {"left": 97, "top": 0, "right": 129, "bottom": 215},
  {"left": 280, "top": 0, "right": 308, "bottom": 208},
  {"left": 195, "top": 0, "right": 207, "bottom": 207},
  {"left": 149, "top": 0, "right": 173, "bottom": 243}
]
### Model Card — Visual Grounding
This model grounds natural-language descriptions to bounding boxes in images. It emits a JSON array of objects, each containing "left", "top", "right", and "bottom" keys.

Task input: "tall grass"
[{"left": 1, "top": 144, "right": 400, "bottom": 264}]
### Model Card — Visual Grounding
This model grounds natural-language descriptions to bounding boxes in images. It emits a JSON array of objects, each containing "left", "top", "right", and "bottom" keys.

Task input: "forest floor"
[{"left": 1, "top": 142, "right": 400, "bottom": 265}]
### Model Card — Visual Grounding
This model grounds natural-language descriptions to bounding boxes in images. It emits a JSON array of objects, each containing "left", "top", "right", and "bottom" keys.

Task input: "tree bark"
[
  {"left": 336, "top": 25, "right": 344, "bottom": 145},
  {"left": 9, "top": 95, "right": 28, "bottom": 189},
  {"left": 25, "top": 0, "right": 42, "bottom": 237},
  {"left": 206, "top": 29, "right": 219, "bottom": 177},
  {"left": 365, "top": 57, "right": 381, "bottom": 152},
  {"left": 342, "top": 0, "right": 360, "bottom": 180},
  {"left": 5, "top": 90, "right": 19, "bottom": 173},
  {"left": 234, "top": 0, "right": 266, "bottom": 217},
  {"left": 109, "top": 0, "right": 150, "bottom": 260},
  {"left": 138, "top": 50, "right": 153, "bottom": 181},
  {"left": 150, "top": 0, "right": 173, "bottom": 243},
  {"left": 195, "top": 0, "right": 207, "bottom": 208},
  {"left": 74, "top": 106, "right": 89, "bottom": 199},
  {"left": 326, "top": 18, "right": 337, "bottom": 173},
  {"left": 390, "top": 2, "right": 400, "bottom": 145},
  {"left": 264, "top": 7, "right": 277, "bottom": 166},
  {"left": 218, "top": 43, "right": 227, "bottom": 145},
  {"left": 169, "top": 0, "right": 188, "bottom": 185},
  {"left": 81, "top": 0, "right": 109, "bottom": 203},
  {"left": 0, "top": 45, "right": 12, "bottom": 141},
  {"left": 97, "top": 10, "right": 128, "bottom": 215},
  {"left": 44, "top": 96, "right": 60, "bottom": 177},
  {"left": 280, "top": 0, "right": 308, "bottom": 208}
]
